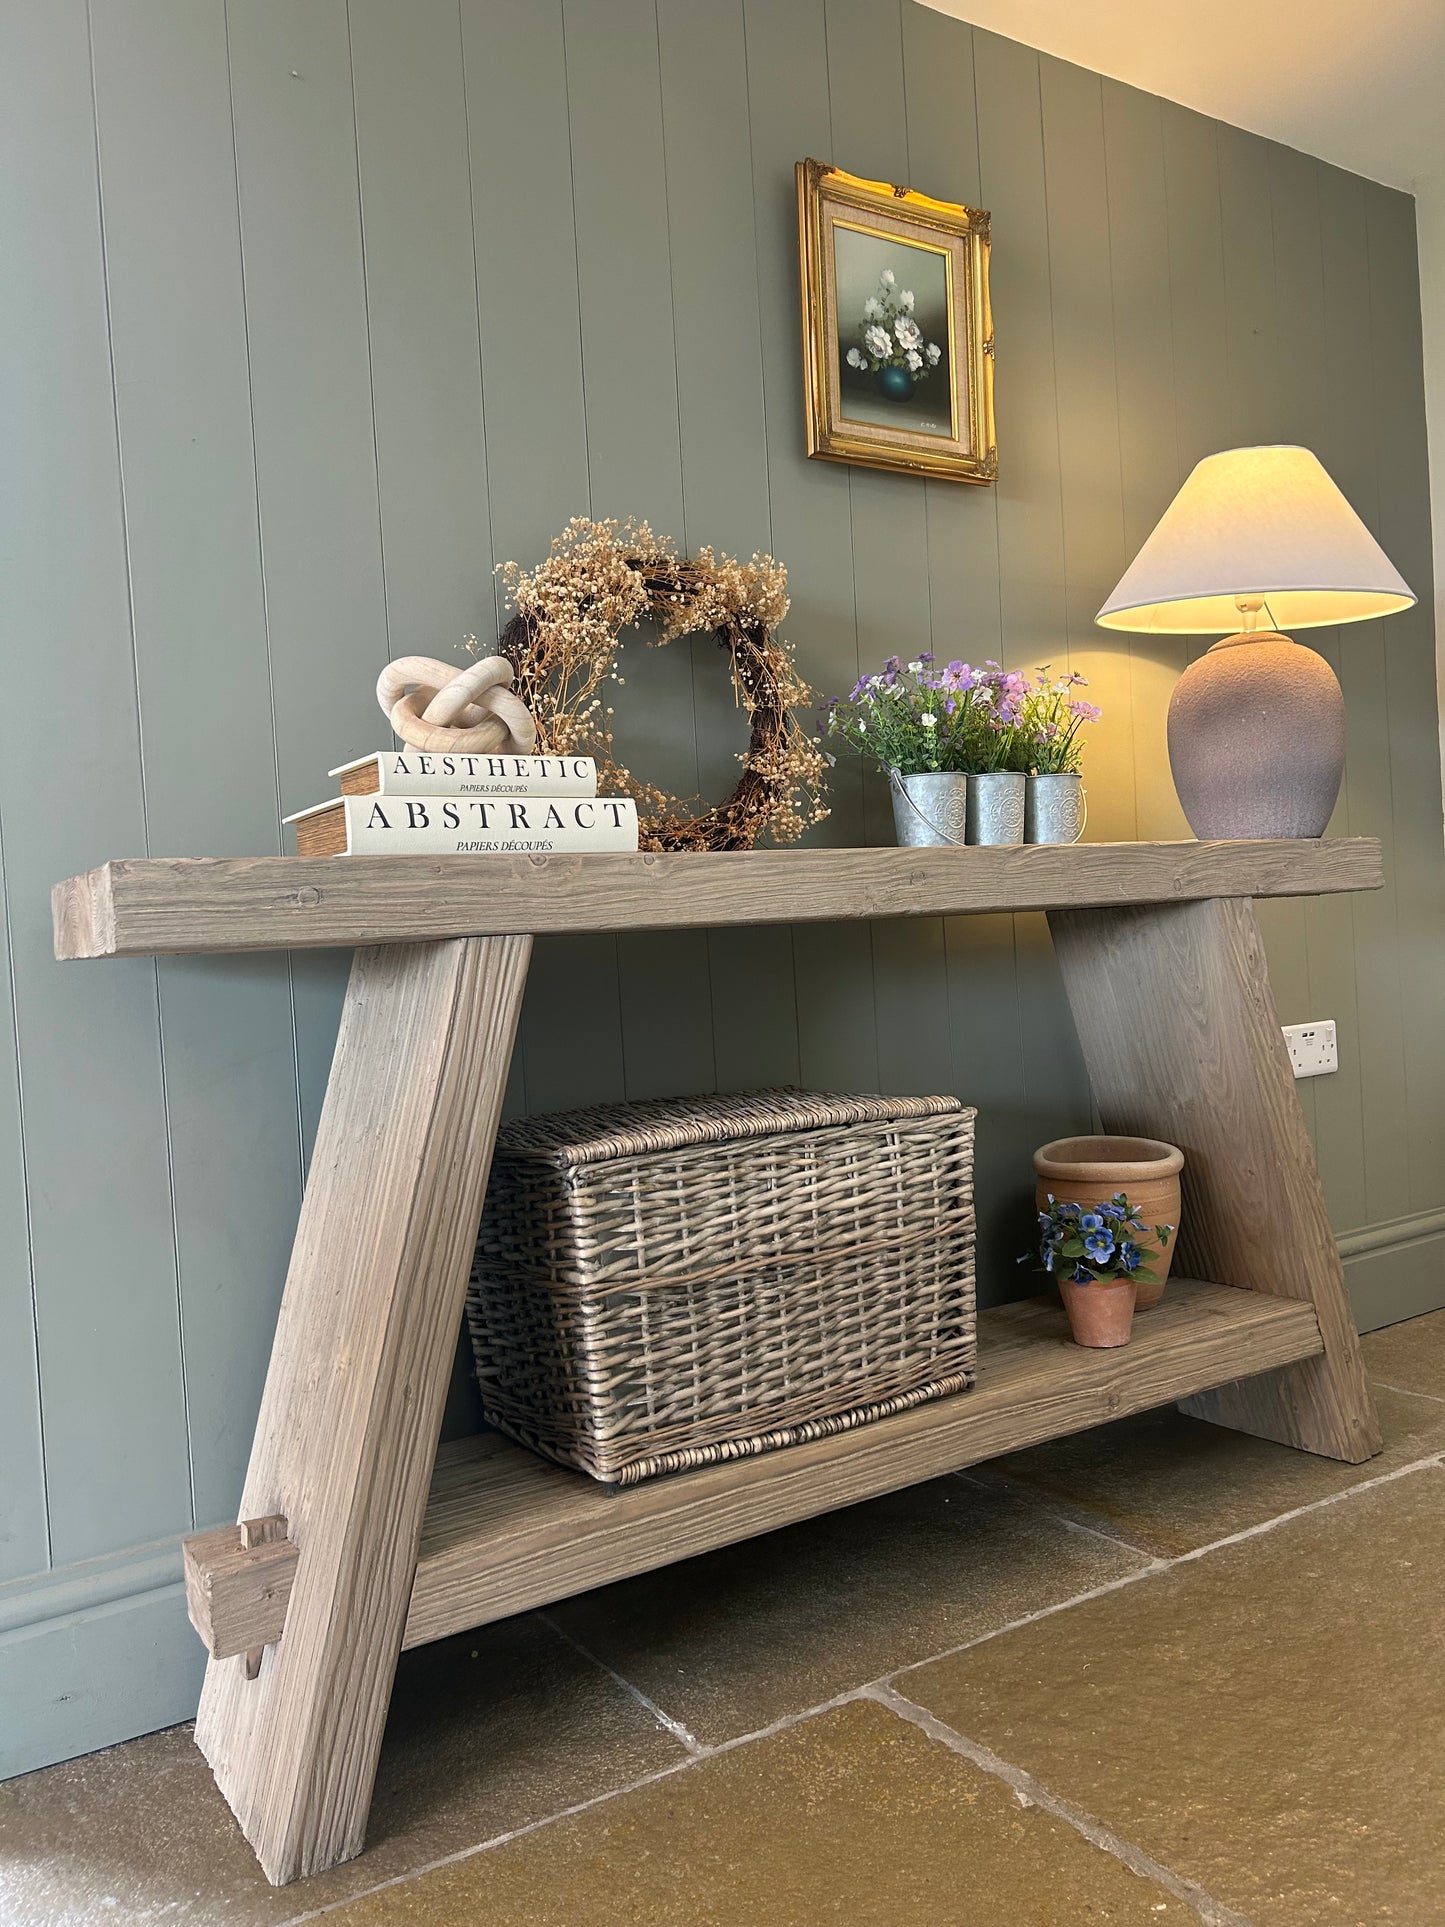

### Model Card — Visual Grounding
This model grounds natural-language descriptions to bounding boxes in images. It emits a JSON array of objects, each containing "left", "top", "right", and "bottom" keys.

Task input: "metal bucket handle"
[{"left": 1032, "top": 775, "right": 1089, "bottom": 845}]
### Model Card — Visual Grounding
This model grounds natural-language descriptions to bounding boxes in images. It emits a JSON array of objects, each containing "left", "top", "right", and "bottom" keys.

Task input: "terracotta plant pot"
[
  {"left": 1058, "top": 1275, "right": 1137, "bottom": 1348},
  {"left": 1034, "top": 1134, "right": 1184, "bottom": 1310}
]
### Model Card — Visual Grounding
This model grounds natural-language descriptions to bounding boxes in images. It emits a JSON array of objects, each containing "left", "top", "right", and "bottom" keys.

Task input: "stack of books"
[{"left": 283, "top": 750, "right": 639, "bottom": 856}]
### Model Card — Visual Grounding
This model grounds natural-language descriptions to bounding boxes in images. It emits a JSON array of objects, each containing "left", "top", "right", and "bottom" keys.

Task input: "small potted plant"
[
  {"left": 819, "top": 654, "right": 970, "bottom": 845},
  {"left": 1017, "top": 668, "right": 1100, "bottom": 843},
  {"left": 1024, "top": 1194, "right": 1174, "bottom": 1348},
  {"left": 959, "top": 661, "right": 1030, "bottom": 845},
  {"left": 818, "top": 656, "right": 1030, "bottom": 847},
  {"left": 1033, "top": 1135, "right": 1183, "bottom": 1308}
]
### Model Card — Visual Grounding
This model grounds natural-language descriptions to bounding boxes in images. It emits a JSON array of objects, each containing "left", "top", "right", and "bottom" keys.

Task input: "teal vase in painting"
[{"left": 876, "top": 364, "right": 914, "bottom": 403}]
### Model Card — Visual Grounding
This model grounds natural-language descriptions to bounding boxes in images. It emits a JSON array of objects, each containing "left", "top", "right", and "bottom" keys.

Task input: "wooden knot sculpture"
[{"left": 376, "top": 655, "right": 537, "bottom": 755}]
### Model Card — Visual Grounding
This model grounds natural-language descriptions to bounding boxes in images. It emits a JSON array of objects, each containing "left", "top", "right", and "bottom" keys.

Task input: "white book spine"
[
  {"left": 330, "top": 752, "right": 598, "bottom": 797},
  {"left": 341, "top": 793, "right": 637, "bottom": 853}
]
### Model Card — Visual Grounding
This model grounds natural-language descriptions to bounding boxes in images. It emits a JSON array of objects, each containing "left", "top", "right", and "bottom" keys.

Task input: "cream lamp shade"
[{"left": 1096, "top": 445, "right": 1415, "bottom": 635}]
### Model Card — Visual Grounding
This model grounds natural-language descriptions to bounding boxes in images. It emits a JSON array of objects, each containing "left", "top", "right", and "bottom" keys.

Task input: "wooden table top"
[{"left": 53, "top": 838, "right": 1383, "bottom": 959}]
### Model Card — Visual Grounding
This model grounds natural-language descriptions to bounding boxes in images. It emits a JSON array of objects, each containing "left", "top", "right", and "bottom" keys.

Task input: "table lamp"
[{"left": 1095, "top": 445, "right": 1414, "bottom": 838}]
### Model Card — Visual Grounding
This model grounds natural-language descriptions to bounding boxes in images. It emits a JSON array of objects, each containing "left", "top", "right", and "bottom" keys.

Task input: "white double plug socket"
[{"left": 1282, "top": 1020, "right": 1338, "bottom": 1079}]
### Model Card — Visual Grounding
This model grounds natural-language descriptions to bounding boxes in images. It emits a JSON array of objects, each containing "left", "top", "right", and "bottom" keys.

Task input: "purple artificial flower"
[{"left": 1071, "top": 699, "right": 1103, "bottom": 722}]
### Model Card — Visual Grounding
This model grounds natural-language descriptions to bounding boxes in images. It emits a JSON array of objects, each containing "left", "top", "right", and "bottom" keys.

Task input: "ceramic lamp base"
[{"left": 1166, "top": 631, "right": 1345, "bottom": 839}]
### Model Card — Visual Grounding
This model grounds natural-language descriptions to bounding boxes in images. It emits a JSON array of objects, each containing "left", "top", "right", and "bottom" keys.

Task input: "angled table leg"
[
  {"left": 193, "top": 933, "right": 532, "bottom": 1884},
  {"left": 1047, "top": 895, "right": 1380, "bottom": 1464}
]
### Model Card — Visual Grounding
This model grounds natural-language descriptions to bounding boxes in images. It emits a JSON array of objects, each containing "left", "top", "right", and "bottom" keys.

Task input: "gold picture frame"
[{"left": 796, "top": 159, "right": 995, "bottom": 485}]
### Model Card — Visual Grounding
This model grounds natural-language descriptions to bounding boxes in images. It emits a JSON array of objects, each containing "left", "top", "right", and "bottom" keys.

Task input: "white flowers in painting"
[{"left": 847, "top": 266, "right": 944, "bottom": 389}]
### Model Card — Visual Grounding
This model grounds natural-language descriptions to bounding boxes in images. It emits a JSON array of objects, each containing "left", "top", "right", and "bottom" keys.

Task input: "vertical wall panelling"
[
  {"left": 743, "top": 0, "right": 878, "bottom": 1091},
  {"left": 1366, "top": 184, "right": 1445, "bottom": 1212},
  {"left": 226, "top": 0, "right": 393, "bottom": 1156},
  {"left": 563, "top": 0, "right": 713, "bottom": 1101},
  {"left": 1160, "top": 106, "right": 1230, "bottom": 475},
  {"left": 1215, "top": 123, "right": 1315, "bottom": 1131},
  {"left": 656, "top": 0, "right": 800, "bottom": 1093},
  {"left": 901, "top": 5, "right": 1026, "bottom": 1297},
  {"left": 1270, "top": 141, "right": 1363, "bottom": 1222},
  {"left": 973, "top": 28, "right": 1091, "bottom": 1157},
  {"left": 4, "top": 0, "right": 1443, "bottom": 1775},
  {"left": 348, "top": 0, "right": 495, "bottom": 667},
  {"left": 0, "top": 813, "right": 46, "bottom": 1582},
  {"left": 88, "top": 0, "right": 304, "bottom": 1532},
  {"left": 825, "top": 0, "right": 952, "bottom": 1099},
  {"left": 0, "top": 0, "right": 189, "bottom": 1565},
  {"left": 1038, "top": 56, "right": 1135, "bottom": 845},
  {"left": 1317, "top": 166, "right": 1413, "bottom": 1227},
  {"left": 459, "top": 0, "right": 626, "bottom": 1118},
  {"left": 350, "top": 0, "right": 520, "bottom": 1433},
  {"left": 346, "top": 0, "right": 529, "bottom": 1118},
  {"left": 1100, "top": 80, "right": 1189, "bottom": 843}
]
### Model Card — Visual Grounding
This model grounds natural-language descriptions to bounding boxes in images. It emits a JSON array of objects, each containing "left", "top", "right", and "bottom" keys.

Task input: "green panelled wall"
[{"left": 1, "top": 0, "right": 1441, "bottom": 1775}]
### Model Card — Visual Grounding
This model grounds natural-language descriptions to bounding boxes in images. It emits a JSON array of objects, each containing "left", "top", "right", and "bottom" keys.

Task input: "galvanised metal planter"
[
  {"left": 1025, "top": 772, "right": 1086, "bottom": 844},
  {"left": 889, "top": 770, "right": 968, "bottom": 848},
  {"left": 966, "top": 770, "right": 1025, "bottom": 845}
]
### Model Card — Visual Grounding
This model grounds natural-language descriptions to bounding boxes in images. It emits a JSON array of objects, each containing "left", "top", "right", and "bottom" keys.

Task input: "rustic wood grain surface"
[{"left": 52, "top": 839, "right": 1383, "bottom": 958}]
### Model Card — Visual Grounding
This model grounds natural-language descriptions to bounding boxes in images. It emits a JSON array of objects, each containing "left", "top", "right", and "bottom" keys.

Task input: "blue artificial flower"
[
  {"left": 1098, "top": 1199, "right": 1124, "bottom": 1221},
  {"left": 1043, "top": 1246, "right": 1056, "bottom": 1271},
  {"left": 1037, "top": 1209, "right": 1054, "bottom": 1230},
  {"left": 1071, "top": 1264, "right": 1093, "bottom": 1284},
  {"left": 1078, "top": 1211, "right": 1104, "bottom": 1233},
  {"left": 1083, "top": 1230, "right": 1116, "bottom": 1263},
  {"left": 1116, "top": 1240, "right": 1142, "bottom": 1271}
]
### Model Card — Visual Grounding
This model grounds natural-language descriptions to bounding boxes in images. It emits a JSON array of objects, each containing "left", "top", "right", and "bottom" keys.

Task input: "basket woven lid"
[{"left": 494, "top": 1088, "right": 967, "bottom": 1168}]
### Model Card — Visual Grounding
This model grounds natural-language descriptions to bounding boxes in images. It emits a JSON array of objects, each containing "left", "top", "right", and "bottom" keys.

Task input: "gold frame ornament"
[{"left": 796, "top": 159, "right": 996, "bottom": 485}]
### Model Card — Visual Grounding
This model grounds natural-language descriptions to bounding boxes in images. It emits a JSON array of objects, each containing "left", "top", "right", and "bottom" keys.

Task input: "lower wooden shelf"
[{"left": 404, "top": 1277, "right": 1322, "bottom": 1650}]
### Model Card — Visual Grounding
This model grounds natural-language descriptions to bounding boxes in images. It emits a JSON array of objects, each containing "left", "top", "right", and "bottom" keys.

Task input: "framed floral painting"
[{"left": 795, "top": 159, "right": 995, "bottom": 485}]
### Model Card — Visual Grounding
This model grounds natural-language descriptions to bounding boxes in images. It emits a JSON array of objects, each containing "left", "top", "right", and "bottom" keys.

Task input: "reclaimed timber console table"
[{"left": 52, "top": 839, "right": 1384, "bottom": 1885}]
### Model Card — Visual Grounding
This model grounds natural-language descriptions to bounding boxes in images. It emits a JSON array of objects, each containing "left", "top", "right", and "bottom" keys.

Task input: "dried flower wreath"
[{"left": 487, "top": 517, "right": 829, "bottom": 851}]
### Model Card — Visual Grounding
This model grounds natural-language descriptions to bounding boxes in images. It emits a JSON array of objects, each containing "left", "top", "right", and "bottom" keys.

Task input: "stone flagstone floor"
[{"left": 4, "top": 1307, "right": 1445, "bottom": 1925}]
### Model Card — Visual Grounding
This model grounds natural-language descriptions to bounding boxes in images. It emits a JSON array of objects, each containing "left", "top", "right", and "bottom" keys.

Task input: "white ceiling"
[{"left": 920, "top": 0, "right": 1445, "bottom": 192}]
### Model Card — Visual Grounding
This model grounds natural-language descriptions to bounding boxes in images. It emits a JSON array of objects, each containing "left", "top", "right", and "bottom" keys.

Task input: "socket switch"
[{"left": 1282, "top": 1019, "right": 1338, "bottom": 1079}]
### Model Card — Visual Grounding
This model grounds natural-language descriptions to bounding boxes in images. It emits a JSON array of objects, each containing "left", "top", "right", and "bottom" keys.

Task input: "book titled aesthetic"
[
  {"left": 331, "top": 751, "right": 597, "bottom": 798},
  {"left": 285, "top": 792, "right": 639, "bottom": 858}
]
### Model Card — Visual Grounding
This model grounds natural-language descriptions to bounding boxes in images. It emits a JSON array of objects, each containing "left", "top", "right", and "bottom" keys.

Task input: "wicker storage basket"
[{"left": 466, "top": 1089, "right": 977, "bottom": 1487}]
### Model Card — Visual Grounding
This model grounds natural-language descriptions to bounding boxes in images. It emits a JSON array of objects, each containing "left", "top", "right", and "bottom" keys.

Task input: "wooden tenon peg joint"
[{"left": 183, "top": 1514, "right": 298, "bottom": 1678}]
